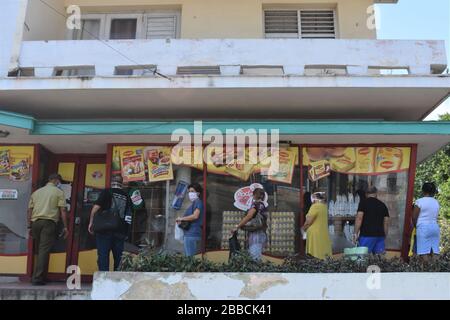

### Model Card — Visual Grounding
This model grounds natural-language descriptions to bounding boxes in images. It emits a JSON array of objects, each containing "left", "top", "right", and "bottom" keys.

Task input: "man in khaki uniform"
[{"left": 27, "top": 174, "right": 68, "bottom": 285}]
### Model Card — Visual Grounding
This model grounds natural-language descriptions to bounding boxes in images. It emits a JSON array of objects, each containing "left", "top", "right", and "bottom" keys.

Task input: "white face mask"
[{"left": 188, "top": 192, "right": 198, "bottom": 202}]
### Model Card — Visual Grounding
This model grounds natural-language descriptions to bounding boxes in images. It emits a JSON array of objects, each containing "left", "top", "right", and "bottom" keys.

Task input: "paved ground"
[{"left": 0, "top": 277, "right": 92, "bottom": 300}]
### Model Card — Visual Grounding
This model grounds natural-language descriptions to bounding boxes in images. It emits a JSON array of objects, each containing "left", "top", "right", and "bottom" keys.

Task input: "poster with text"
[
  {"left": 120, "top": 147, "right": 146, "bottom": 182},
  {"left": 146, "top": 146, "right": 174, "bottom": 182}
]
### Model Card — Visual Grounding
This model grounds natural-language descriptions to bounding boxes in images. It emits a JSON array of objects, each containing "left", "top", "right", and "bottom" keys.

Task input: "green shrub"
[{"left": 119, "top": 249, "right": 450, "bottom": 273}]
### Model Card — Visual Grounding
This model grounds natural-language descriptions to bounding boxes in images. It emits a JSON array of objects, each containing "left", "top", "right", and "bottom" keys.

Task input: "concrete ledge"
[{"left": 91, "top": 272, "right": 450, "bottom": 300}]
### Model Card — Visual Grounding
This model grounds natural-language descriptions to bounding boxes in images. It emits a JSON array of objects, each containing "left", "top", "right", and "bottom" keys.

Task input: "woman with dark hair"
[
  {"left": 413, "top": 182, "right": 440, "bottom": 260},
  {"left": 232, "top": 188, "right": 268, "bottom": 261},
  {"left": 176, "top": 183, "right": 204, "bottom": 257}
]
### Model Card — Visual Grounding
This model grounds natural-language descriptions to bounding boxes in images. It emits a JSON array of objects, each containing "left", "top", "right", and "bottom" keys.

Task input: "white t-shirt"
[{"left": 415, "top": 197, "right": 440, "bottom": 226}]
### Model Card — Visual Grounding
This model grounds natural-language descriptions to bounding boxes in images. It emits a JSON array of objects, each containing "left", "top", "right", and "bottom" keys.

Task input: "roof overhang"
[
  {"left": 1, "top": 111, "right": 449, "bottom": 163},
  {"left": 0, "top": 75, "right": 449, "bottom": 121}
]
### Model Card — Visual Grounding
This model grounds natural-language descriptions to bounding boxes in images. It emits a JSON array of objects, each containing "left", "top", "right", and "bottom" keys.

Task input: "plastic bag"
[{"left": 175, "top": 224, "right": 184, "bottom": 242}]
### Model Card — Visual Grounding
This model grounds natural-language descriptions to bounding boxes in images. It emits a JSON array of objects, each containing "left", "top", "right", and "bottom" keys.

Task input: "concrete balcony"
[
  {"left": 1, "top": 39, "right": 449, "bottom": 121},
  {"left": 12, "top": 39, "right": 447, "bottom": 77}
]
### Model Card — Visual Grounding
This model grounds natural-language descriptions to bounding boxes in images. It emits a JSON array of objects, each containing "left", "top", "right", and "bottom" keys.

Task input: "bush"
[{"left": 119, "top": 249, "right": 450, "bottom": 273}]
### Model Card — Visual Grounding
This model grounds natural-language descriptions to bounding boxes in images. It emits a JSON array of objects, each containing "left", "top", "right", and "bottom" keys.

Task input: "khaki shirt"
[{"left": 28, "top": 183, "right": 66, "bottom": 223}]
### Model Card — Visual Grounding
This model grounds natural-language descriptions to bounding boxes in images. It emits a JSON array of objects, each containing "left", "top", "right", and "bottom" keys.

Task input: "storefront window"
[
  {"left": 302, "top": 146, "right": 411, "bottom": 254},
  {"left": 111, "top": 146, "right": 203, "bottom": 254},
  {"left": 205, "top": 147, "right": 300, "bottom": 257},
  {"left": 0, "top": 146, "right": 35, "bottom": 254}
]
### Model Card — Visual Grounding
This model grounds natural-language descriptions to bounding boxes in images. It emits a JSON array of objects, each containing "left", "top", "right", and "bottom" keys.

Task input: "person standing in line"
[
  {"left": 302, "top": 192, "right": 332, "bottom": 260},
  {"left": 232, "top": 188, "right": 268, "bottom": 261},
  {"left": 28, "top": 173, "right": 68, "bottom": 285},
  {"left": 413, "top": 182, "right": 440, "bottom": 261},
  {"left": 353, "top": 186, "right": 390, "bottom": 254},
  {"left": 88, "top": 175, "right": 132, "bottom": 271},
  {"left": 176, "top": 183, "right": 204, "bottom": 257}
]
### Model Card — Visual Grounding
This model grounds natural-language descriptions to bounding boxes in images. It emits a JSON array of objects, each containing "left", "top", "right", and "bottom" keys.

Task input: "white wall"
[
  {"left": 0, "top": 0, "right": 28, "bottom": 77},
  {"left": 92, "top": 272, "right": 450, "bottom": 300},
  {"left": 23, "top": 0, "right": 66, "bottom": 41}
]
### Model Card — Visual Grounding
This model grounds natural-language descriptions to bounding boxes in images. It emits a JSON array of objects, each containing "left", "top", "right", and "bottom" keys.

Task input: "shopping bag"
[
  {"left": 408, "top": 227, "right": 417, "bottom": 257},
  {"left": 175, "top": 224, "right": 184, "bottom": 242},
  {"left": 344, "top": 245, "right": 368, "bottom": 261},
  {"left": 229, "top": 232, "right": 241, "bottom": 260}
]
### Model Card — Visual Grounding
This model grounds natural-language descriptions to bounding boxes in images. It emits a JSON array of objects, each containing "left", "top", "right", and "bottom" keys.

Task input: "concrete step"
[{"left": 0, "top": 281, "right": 91, "bottom": 300}]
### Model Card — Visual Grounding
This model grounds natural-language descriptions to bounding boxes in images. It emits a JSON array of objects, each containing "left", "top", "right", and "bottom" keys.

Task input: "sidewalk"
[{"left": 0, "top": 277, "right": 91, "bottom": 300}]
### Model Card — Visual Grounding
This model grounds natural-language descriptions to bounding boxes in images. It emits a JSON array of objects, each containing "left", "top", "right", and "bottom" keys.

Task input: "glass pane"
[
  {"left": 302, "top": 147, "right": 411, "bottom": 255},
  {"left": 109, "top": 19, "right": 137, "bottom": 39},
  {"left": 73, "top": 19, "right": 101, "bottom": 40},
  {"left": 206, "top": 148, "right": 301, "bottom": 258},
  {"left": 0, "top": 146, "right": 34, "bottom": 254}
]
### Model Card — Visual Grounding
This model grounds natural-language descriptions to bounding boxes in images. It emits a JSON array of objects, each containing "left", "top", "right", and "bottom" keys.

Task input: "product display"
[
  {"left": 221, "top": 211, "right": 246, "bottom": 250},
  {"left": 221, "top": 211, "right": 296, "bottom": 255},
  {"left": 268, "top": 212, "right": 296, "bottom": 255}
]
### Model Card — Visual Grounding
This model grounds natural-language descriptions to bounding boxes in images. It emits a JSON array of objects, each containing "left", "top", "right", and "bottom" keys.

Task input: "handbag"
[
  {"left": 93, "top": 192, "right": 123, "bottom": 233},
  {"left": 229, "top": 231, "right": 241, "bottom": 259},
  {"left": 178, "top": 221, "right": 191, "bottom": 231},
  {"left": 241, "top": 203, "right": 267, "bottom": 232}
]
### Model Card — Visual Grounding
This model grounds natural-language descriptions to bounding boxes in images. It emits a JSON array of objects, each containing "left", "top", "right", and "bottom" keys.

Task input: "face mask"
[
  {"left": 310, "top": 195, "right": 315, "bottom": 203},
  {"left": 188, "top": 192, "right": 198, "bottom": 202},
  {"left": 56, "top": 182, "right": 62, "bottom": 189}
]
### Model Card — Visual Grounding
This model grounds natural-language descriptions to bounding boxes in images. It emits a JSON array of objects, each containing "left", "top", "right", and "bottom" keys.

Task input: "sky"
[{"left": 376, "top": 0, "right": 450, "bottom": 120}]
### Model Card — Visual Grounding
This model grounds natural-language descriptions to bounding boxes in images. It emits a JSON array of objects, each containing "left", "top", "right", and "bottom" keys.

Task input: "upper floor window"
[
  {"left": 71, "top": 11, "right": 180, "bottom": 40},
  {"left": 264, "top": 9, "right": 336, "bottom": 39}
]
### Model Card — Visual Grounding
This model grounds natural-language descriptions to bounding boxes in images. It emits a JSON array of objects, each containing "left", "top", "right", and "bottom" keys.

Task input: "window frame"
[
  {"left": 263, "top": 8, "right": 339, "bottom": 39},
  {"left": 69, "top": 11, "right": 181, "bottom": 41}
]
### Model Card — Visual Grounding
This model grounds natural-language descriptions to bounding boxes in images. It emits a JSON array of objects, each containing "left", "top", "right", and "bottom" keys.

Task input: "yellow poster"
[
  {"left": 268, "top": 148, "right": 296, "bottom": 184},
  {"left": 145, "top": 146, "right": 174, "bottom": 182},
  {"left": 58, "top": 162, "right": 75, "bottom": 182},
  {"left": 0, "top": 146, "right": 34, "bottom": 181},
  {"left": 0, "top": 149, "right": 10, "bottom": 176},
  {"left": 303, "top": 147, "right": 411, "bottom": 175},
  {"left": 85, "top": 164, "right": 106, "bottom": 189},
  {"left": 9, "top": 154, "right": 31, "bottom": 181},
  {"left": 120, "top": 147, "right": 146, "bottom": 182}
]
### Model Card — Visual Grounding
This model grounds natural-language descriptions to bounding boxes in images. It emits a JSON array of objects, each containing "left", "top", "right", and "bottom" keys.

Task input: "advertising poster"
[
  {"left": 9, "top": 154, "right": 31, "bottom": 182},
  {"left": 268, "top": 148, "right": 296, "bottom": 184},
  {"left": 85, "top": 164, "right": 106, "bottom": 189},
  {"left": 0, "top": 150, "right": 10, "bottom": 176},
  {"left": 145, "top": 146, "right": 174, "bottom": 182},
  {"left": 0, "top": 146, "right": 34, "bottom": 182},
  {"left": 120, "top": 147, "right": 146, "bottom": 182},
  {"left": 302, "top": 147, "right": 411, "bottom": 175}
]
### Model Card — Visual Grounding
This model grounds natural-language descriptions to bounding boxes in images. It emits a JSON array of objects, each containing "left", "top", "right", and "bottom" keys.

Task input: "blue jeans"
[
  {"left": 96, "top": 233, "right": 125, "bottom": 271},
  {"left": 184, "top": 236, "right": 201, "bottom": 257},
  {"left": 249, "top": 243, "right": 264, "bottom": 261},
  {"left": 359, "top": 236, "right": 385, "bottom": 254}
]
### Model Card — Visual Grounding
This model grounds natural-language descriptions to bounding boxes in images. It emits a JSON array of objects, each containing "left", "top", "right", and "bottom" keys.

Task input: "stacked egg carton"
[
  {"left": 221, "top": 211, "right": 247, "bottom": 250},
  {"left": 268, "top": 212, "right": 296, "bottom": 255}
]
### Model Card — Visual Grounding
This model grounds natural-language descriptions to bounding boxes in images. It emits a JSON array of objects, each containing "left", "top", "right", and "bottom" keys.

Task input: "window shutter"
[
  {"left": 300, "top": 10, "right": 336, "bottom": 39},
  {"left": 146, "top": 15, "right": 178, "bottom": 39},
  {"left": 264, "top": 10, "right": 299, "bottom": 38}
]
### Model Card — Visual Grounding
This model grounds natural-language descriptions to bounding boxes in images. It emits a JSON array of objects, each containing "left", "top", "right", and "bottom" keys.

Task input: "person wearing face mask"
[
  {"left": 301, "top": 192, "right": 332, "bottom": 260},
  {"left": 231, "top": 188, "right": 268, "bottom": 261},
  {"left": 27, "top": 173, "right": 68, "bottom": 285},
  {"left": 176, "top": 183, "right": 204, "bottom": 257}
]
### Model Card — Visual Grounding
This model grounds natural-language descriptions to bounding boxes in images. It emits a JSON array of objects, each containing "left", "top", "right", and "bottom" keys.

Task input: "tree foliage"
[{"left": 414, "top": 113, "right": 450, "bottom": 219}]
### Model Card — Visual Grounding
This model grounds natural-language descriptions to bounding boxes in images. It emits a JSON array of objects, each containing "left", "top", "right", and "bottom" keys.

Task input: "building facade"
[{"left": 0, "top": 0, "right": 449, "bottom": 281}]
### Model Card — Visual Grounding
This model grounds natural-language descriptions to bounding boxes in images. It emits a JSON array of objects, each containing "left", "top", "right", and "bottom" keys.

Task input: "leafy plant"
[{"left": 119, "top": 249, "right": 450, "bottom": 273}]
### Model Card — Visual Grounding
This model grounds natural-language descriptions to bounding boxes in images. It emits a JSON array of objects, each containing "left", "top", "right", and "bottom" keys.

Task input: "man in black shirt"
[
  {"left": 353, "top": 186, "right": 389, "bottom": 254},
  {"left": 88, "top": 175, "right": 132, "bottom": 271}
]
